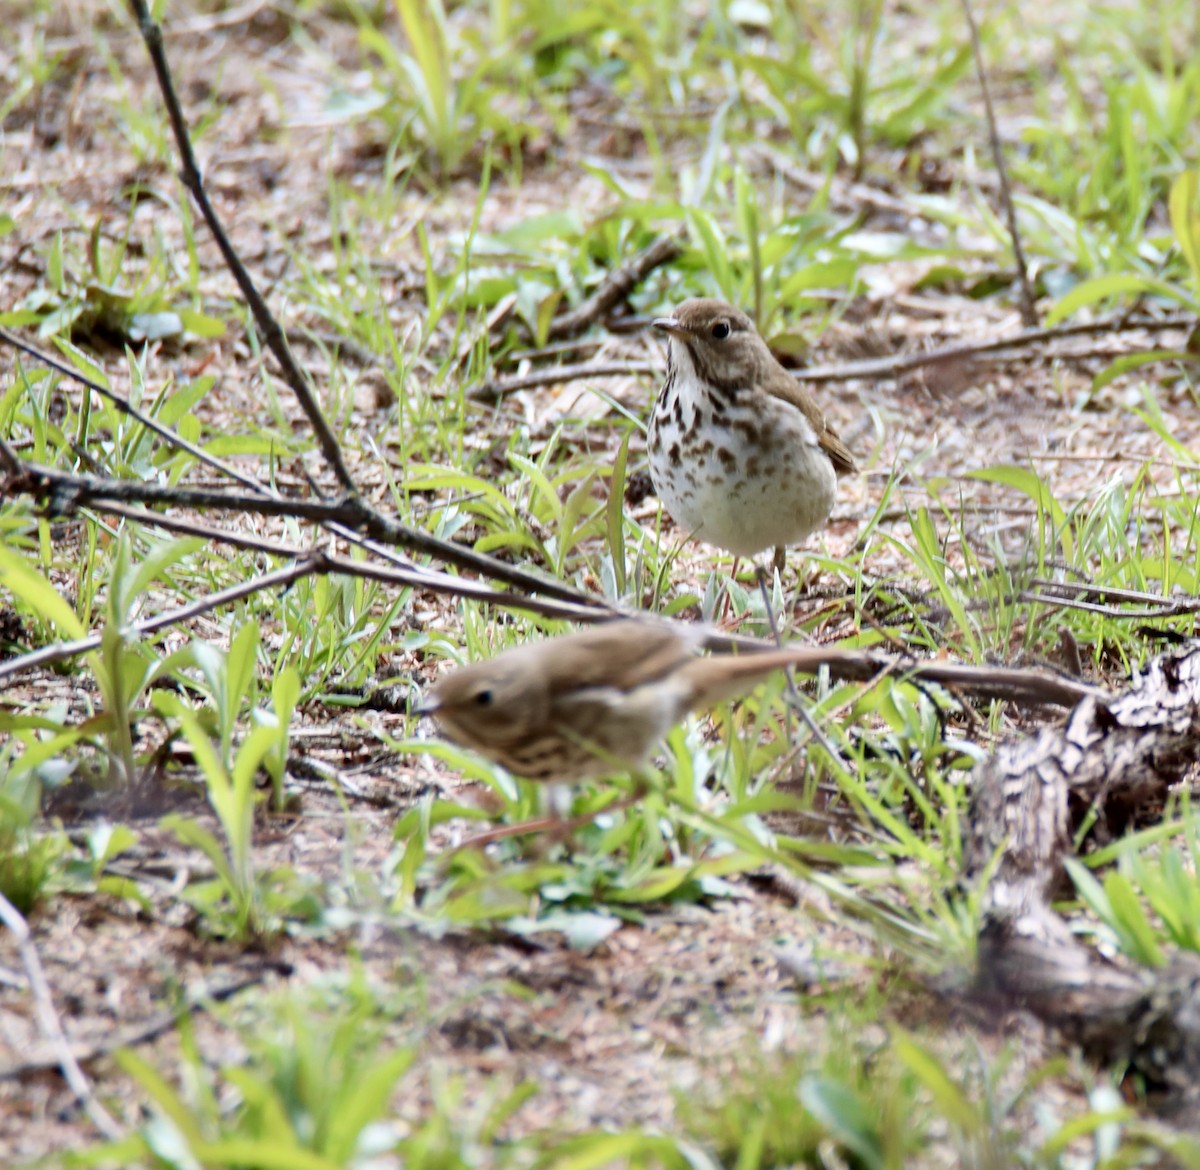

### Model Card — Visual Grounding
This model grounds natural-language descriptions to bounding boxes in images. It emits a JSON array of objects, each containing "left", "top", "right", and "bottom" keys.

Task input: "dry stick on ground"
[
  {"left": 544, "top": 233, "right": 685, "bottom": 343},
  {"left": 1018, "top": 590, "right": 1200, "bottom": 621},
  {"left": 0, "top": 893, "right": 123, "bottom": 1140},
  {"left": 470, "top": 234, "right": 684, "bottom": 398},
  {"left": 471, "top": 359, "right": 659, "bottom": 402},
  {"left": 1028, "top": 578, "right": 1200, "bottom": 608},
  {"left": 7, "top": 435, "right": 1166, "bottom": 702},
  {"left": 0, "top": 331, "right": 602, "bottom": 610},
  {"left": 0, "top": 503, "right": 609, "bottom": 689},
  {"left": 130, "top": 0, "right": 352, "bottom": 492},
  {"left": 794, "top": 311, "right": 1196, "bottom": 385},
  {"left": 958, "top": 0, "right": 1038, "bottom": 328},
  {"left": 962, "top": 641, "right": 1200, "bottom": 1121},
  {"left": 0, "top": 968, "right": 280, "bottom": 1082},
  {"left": 472, "top": 282, "right": 1194, "bottom": 405}
]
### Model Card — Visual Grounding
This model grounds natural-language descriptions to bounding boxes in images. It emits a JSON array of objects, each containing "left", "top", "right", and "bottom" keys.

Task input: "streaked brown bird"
[
  {"left": 420, "top": 619, "right": 816, "bottom": 783},
  {"left": 648, "top": 298, "right": 856, "bottom": 572}
]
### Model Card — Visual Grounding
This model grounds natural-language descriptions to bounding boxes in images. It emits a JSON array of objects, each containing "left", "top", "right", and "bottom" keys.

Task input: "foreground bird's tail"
[{"left": 677, "top": 648, "right": 829, "bottom": 711}]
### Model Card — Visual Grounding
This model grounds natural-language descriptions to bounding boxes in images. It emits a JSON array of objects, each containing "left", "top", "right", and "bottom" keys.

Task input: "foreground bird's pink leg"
[{"left": 452, "top": 791, "right": 644, "bottom": 852}]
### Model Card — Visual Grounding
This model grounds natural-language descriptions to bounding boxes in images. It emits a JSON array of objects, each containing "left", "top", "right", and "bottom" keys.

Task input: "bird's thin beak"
[
  {"left": 415, "top": 698, "right": 440, "bottom": 718},
  {"left": 652, "top": 315, "right": 686, "bottom": 337}
]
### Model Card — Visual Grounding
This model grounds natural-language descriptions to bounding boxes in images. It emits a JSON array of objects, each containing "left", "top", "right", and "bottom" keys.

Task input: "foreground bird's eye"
[
  {"left": 473, "top": 688, "right": 494, "bottom": 707},
  {"left": 710, "top": 320, "right": 730, "bottom": 340}
]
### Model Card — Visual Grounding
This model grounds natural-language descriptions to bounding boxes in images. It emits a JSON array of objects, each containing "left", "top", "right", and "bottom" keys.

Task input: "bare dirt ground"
[{"left": 2, "top": 2, "right": 1196, "bottom": 1165}]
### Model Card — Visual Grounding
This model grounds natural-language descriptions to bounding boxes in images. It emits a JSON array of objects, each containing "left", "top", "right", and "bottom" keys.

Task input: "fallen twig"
[
  {"left": 130, "top": 0, "right": 354, "bottom": 491},
  {"left": 794, "top": 312, "right": 1196, "bottom": 385},
  {"left": 0, "top": 965, "right": 279, "bottom": 1081},
  {"left": 470, "top": 359, "right": 658, "bottom": 402},
  {"left": 545, "top": 233, "right": 684, "bottom": 342},
  {"left": 959, "top": 0, "right": 1038, "bottom": 327},
  {"left": 0, "top": 893, "right": 123, "bottom": 1138}
]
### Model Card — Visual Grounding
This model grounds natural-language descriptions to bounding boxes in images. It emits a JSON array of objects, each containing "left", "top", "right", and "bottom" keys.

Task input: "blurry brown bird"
[
  {"left": 649, "top": 298, "right": 856, "bottom": 572},
  {"left": 420, "top": 619, "right": 817, "bottom": 783}
]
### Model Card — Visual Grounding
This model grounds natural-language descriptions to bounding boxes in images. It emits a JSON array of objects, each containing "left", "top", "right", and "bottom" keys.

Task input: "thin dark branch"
[
  {"left": 0, "top": 968, "right": 277, "bottom": 1081},
  {"left": 0, "top": 427, "right": 607, "bottom": 609},
  {"left": 795, "top": 311, "right": 1196, "bottom": 384},
  {"left": 127, "top": 0, "right": 356, "bottom": 491},
  {"left": 0, "top": 552, "right": 600, "bottom": 686},
  {"left": 470, "top": 360, "right": 658, "bottom": 402},
  {"left": 692, "top": 635, "right": 1105, "bottom": 709},
  {"left": 959, "top": 0, "right": 1038, "bottom": 327},
  {"left": 1026, "top": 578, "right": 1191, "bottom": 607},
  {"left": 545, "top": 233, "right": 684, "bottom": 342},
  {"left": 1019, "top": 591, "right": 1200, "bottom": 621},
  {"left": 0, "top": 451, "right": 1102, "bottom": 707},
  {"left": 0, "top": 556, "right": 320, "bottom": 684},
  {"left": 4, "top": 8, "right": 621, "bottom": 613},
  {"left": 0, "top": 325, "right": 269, "bottom": 495},
  {"left": 0, "top": 499, "right": 617, "bottom": 687}
]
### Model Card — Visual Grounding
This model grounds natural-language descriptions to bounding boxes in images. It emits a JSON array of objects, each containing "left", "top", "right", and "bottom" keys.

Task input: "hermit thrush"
[
  {"left": 648, "top": 298, "right": 856, "bottom": 569},
  {"left": 420, "top": 619, "right": 817, "bottom": 783}
]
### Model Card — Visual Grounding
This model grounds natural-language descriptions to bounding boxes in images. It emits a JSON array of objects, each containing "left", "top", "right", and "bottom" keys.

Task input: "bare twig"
[
  {"left": 0, "top": 555, "right": 323, "bottom": 685},
  {"left": 1026, "top": 578, "right": 1191, "bottom": 607},
  {"left": 6, "top": 4, "right": 623, "bottom": 610},
  {"left": 0, "top": 462, "right": 1105, "bottom": 710},
  {"left": 128, "top": 0, "right": 355, "bottom": 490},
  {"left": 470, "top": 360, "right": 658, "bottom": 402},
  {"left": 0, "top": 506, "right": 613, "bottom": 687},
  {"left": 0, "top": 893, "right": 123, "bottom": 1139},
  {"left": 545, "top": 233, "right": 684, "bottom": 342},
  {"left": 795, "top": 311, "right": 1196, "bottom": 384},
  {"left": 0, "top": 427, "right": 604, "bottom": 609},
  {"left": 1019, "top": 592, "right": 1200, "bottom": 621},
  {"left": 0, "top": 325, "right": 272, "bottom": 497},
  {"left": 959, "top": 0, "right": 1038, "bottom": 327},
  {"left": 688, "top": 632, "right": 1106, "bottom": 709},
  {"left": 0, "top": 967, "right": 277, "bottom": 1081}
]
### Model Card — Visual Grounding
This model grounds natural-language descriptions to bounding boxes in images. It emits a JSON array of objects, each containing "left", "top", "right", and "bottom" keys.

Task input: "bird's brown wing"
[
  {"left": 537, "top": 620, "right": 701, "bottom": 694},
  {"left": 762, "top": 367, "right": 858, "bottom": 477}
]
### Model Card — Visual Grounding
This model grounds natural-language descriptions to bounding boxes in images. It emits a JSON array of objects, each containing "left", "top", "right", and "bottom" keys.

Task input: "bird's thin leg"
[
  {"left": 755, "top": 562, "right": 792, "bottom": 743},
  {"left": 754, "top": 564, "right": 844, "bottom": 768},
  {"left": 755, "top": 562, "right": 784, "bottom": 646},
  {"left": 719, "top": 557, "right": 742, "bottom": 625}
]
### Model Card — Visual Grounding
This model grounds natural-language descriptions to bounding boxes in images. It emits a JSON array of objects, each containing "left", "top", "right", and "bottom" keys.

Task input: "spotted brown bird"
[
  {"left": 420, "top": 619, "right": 817, "bottom": 782},
  {"left": 648, "top": 298, "right": 856, "bottom": 571}
]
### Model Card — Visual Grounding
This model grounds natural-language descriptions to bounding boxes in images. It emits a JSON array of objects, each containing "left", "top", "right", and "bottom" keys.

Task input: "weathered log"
[{"left": 964, "top": 643, "right": 1200, "bottom": 1119}]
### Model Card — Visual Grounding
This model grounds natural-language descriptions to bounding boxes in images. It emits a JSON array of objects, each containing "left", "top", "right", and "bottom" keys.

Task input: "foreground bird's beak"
[
  {"left": 415, "top": 697, "right": 441, "bottom": 717},
  {"left": 652, "top": 315, "right": 686, "bottom": 337}
]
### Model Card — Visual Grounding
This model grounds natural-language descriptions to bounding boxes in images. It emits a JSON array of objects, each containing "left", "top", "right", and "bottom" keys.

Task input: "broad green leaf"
[
  {"left": 50, "top": 335, "right": 110, "bottom": 389},
  {"left": 1093, "top": 349, "right": 1197, "bottom": 391},
  {"left": 1169, "top": 170, "right": 1200, "bottom": 285},
  {"left": 0, "top": 546, "right": 85, "bottom": 639},
  {"left": 176, "top": 308, "right": 227, "bottom": 339},
  {"left": 1046, "top": 273, "right": 1191, "bottom": 326},
  {"left": 891, "top": 1027, "right": 979, "bottom": 1131},
  {"left": 965, "top": 465, "right": 1071, "bottom": 559},
  {"left": 797, "top": 1076, "right": 885, "bottom": 1170}
]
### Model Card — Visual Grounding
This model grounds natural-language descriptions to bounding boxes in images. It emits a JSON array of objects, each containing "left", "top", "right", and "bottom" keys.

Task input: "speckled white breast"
[{"left": 648, "top": 344, "right": 838, "bottom": 558}]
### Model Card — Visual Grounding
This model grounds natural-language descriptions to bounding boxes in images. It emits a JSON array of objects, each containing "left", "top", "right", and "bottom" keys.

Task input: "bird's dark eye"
[
  {"left": 473, "top": 688, "right": 494, "bottom": 707},
  {"left": 711, "top": 320, "right": 730, "bottom": 340}
]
